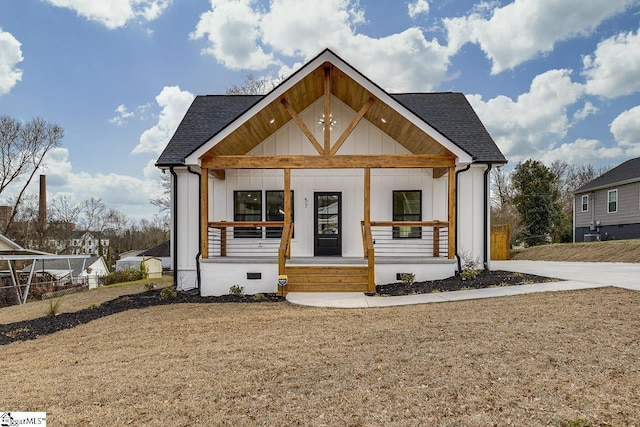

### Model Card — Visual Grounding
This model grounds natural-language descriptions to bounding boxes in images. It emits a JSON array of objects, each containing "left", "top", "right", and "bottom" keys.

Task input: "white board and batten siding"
[{"left": 180, "top": 96, "right": 489, "bottom": 295}]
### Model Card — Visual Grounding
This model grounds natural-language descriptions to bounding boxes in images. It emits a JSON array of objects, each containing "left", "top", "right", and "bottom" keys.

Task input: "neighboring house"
[
  {"left": 80, "top": 256, "right": 110, "bottom": 288},
  {"left": 0, "top": 233, "right": 89, "bottom": 305},
  {"left": 22, "top": 256, "right": 109, "bottom": 289},
  {"left": 118, "top": 249, "right": 143, "bottom": 259},
  {"left": 116, "top": 256, "right": 163, "bottom": 279},
  {"left": 574, "top": 157, "right": 640, "bottom": 242},
  {"left": 50, "top": 230, "right": 110, "bottom": 255},
  {"left": 140, "top": 240, "right": 171, "bottom": 270},
  {"left": 155, "top": 49, "right": 507, "bottom": 296}
]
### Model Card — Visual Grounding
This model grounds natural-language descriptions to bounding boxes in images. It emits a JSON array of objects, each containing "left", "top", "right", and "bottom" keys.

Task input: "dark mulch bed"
[
  {"left": 0, "top": 289, "right": 284, "bottom": 345},
  {"left": 376, "top": 269, "right": 557, "bottom": 296},
  {"left": 2, "top": 270, "right": 555, "bottom": 345}
]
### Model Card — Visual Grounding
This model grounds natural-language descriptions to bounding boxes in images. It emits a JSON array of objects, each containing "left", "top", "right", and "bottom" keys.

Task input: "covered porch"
[{"left": 198, "top": 161, "right": 458, "bottom": 293}]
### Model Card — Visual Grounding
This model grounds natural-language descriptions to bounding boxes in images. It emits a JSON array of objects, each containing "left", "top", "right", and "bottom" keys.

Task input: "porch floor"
[{"left": 202, "top": 256, "right": 455, "bottom": 265}]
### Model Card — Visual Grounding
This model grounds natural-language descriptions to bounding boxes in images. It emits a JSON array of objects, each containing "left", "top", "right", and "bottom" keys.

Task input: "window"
[
  {"left": 265, "top": 190, "right": 294, "bottom": 238},
  {"left": 581, "top": 195, "right": 588, "bottom": 212},
  {"left": 233, "top": 190, "right": 294, "bottom": 238},
  {"left": 393, "top": 190, "right": 422, "bottom": 238},
  {"left": 234, "top": 191, "right": 262, "bottom": 238},
  {"left": 608, "top": 189, "right": 618, "bottom": 213}
]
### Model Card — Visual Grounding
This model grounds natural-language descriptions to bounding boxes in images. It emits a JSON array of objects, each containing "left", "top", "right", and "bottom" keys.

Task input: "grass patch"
[{"left": 511, "top": 239, "right": 640, "bottom": 263}]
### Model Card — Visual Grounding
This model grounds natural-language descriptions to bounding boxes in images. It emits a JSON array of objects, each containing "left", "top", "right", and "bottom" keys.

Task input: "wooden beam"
[
  {"left": 281, "top": 98, "right": 324, "bottom": 155},
  {"left": 364, "top": 168, "right": 370, "bottom": 225},
  {"left": 329, "top": 97, "right": 375, "bottom": 155},
  {"left": 209, "top": 169, "right": 225, "bottom": 180},
  {"left": 448, "top": 165, "right": 456, "bottom": 259},
  {"left": 432, "top": 167, "right": 447, "bottom": 179},
  {"left": 201, "top": 167, "right": 209, "bottom": 259},
  {"left": 324, "top": 66, "right": 331, "bottom": 154},
  {"left": 202, "top": 154, "right": 456, "bottom": 170},
  {"left": 284, "top": 169, "right": 291, "bottom": 227}
]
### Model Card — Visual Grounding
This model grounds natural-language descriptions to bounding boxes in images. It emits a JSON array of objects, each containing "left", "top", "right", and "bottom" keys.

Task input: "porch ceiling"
[{"left": 202, "top": 62, "right": 453, "bottom": 159}]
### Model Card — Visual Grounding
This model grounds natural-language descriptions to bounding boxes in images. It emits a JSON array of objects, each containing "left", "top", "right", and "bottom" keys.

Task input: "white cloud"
[
  {"left": 44, "top": 0, "right": 172, "bottom": 29},
  {"left": 540, "top": 138, "right": 623, "bottom": 165},
  {"left": 133, "top": 86, "right": 194, "bottom": 155},
  {"left": 573, "top": 101, "right": 599, "bottom": 122},
  {"left": 610, "top": 106, "right": 640, "bottom": 155},
  {"left": 192, "top": 0, "right": 450, "bottom": 91},
  {"left": 467, "top": 69, "right": 584, "bottom": 162},
  {"left": 108, "top": 104, "right": 135, "bottom": 126},
  {"left": 190, "top": 0, "right": 277, "bottom": 70},
  {"left": 583, "top": 28, "right": 640, "bottom": 98},
  {"left": 408, "top": 0, "right": 429, "bottom": 19},
  {"left": 0, "top": 28, "right": 23, "bottom": 95},
  {"left": 41, "top": 147, "right": 163, "bottom": 220},
  {"left": 444, "top": 0, "right": 635, "bottom": 74}
]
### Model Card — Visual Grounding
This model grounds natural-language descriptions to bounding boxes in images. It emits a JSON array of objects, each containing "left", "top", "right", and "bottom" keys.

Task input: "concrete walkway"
[{"left": 286, "top": 260, "right": 640, "bottom": 308}]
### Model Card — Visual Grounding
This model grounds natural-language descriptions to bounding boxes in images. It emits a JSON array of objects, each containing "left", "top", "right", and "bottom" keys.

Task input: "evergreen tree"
[{"left": 511, "top": 159, "right": 562, "bottom": 246}]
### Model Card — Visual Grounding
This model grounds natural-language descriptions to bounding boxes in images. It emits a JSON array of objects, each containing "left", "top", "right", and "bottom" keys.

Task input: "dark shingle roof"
[
  {"left": 575, "top": 157, "right": 640, "bottom": 193},
  {"left": 156, "top": 92, "right": 506, "bottom": 166},
  {"left": 156, "top": 95, "right": 262, "bottom": 166},
  {"left": 140, "top": 240, "right": 170, "bottom": 257},
  {"left": 22, "top": 256, "right": 99, "bottom": 277},
  {"left": 392, "top": 93, "right": 505, "bottom": 163}
]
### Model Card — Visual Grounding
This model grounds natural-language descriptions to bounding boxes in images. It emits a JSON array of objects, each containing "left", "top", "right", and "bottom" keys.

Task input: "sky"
[{"left": 1, "top": 0, "right": 639, "bottom": 221}]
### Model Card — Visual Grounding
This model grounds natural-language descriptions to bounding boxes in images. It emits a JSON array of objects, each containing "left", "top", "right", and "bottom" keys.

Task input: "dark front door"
[{"left": 314, "top": 192, "right": 342, "bottom": 256}]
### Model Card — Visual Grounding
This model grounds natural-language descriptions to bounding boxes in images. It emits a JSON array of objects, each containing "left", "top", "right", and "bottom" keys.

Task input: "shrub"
[
  {"left": 400, "top": 273, "right": 415, "bottom": 287},
  {"left": 459, "top": 249, "right": 480, "bottom": 281},
  {"left": 140, "top": 258, "right": 149, "bottom": 279},
  {"left": 45, "top": 299, "right": 61, "bottom": 317},
  {"left": 252, "top": 293, "right": 266, "bottom": 301},
  {"left": 144, "top": 283, "right": 156, "bottom": 291},
  {"left": 229, "top": 285, "right": 245, "bottom": 296},
  {"left": 104, "top": 269, "right": 145, "bottom": 286},
  {"left": 461, "top": 268, "right": 479, "bottom": 281},
  {"left": 160, "top": 286, "right": 177, "bottom": 300}
]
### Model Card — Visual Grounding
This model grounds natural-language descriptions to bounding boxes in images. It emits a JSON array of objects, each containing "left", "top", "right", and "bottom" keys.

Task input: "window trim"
[
  {"left": 607, "top": 189, "right": 618, "bottom": 214},
  {"left": 581, "top": 194, "right": 589, "bottom": 212},
  {"left": 392, "top": 190, "right": 422, "bottom": 239}
]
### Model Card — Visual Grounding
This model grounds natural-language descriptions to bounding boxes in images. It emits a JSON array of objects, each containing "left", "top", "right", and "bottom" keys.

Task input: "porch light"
[
  {"left": 269, "top": 118, "right": 275, "bottom": 124},
  {"left": 380, "top": 117, "right": 387, "bottom": 123},
  {"left": 318, "top": 113, "right": 337, "bottom": 131}
]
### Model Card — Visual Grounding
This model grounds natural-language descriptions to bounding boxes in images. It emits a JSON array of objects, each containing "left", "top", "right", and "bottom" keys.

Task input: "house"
[
  {"left": 49, "top": 230, "right": 109, "bottom": 255},
  {"left": 574, "top": 157, "right": 640, "bottom": 242},
  {"left": 0, "top": 232, "right": 90, "bottom": 305},
  {"left": 140, "top": 240, "right": 171, "bottom": 270},
  {"left": 155, "top": 49, "right": 506, "bottom": 296},
  {"left": 22, "top": 256, "right": 109, "bottom": 289},
  {"left": 116, "top": 256, "right": 163, "bottom": 279}
]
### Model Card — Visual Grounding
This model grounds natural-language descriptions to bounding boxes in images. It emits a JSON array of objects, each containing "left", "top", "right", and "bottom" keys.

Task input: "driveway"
[{"left": 491, "top": 260, "right": 640, "bottom": 291}]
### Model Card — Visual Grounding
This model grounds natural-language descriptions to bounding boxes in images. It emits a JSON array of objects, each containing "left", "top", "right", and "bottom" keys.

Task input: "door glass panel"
[{"left": 316, "top": 194, "right": 339, "bottom": 235}]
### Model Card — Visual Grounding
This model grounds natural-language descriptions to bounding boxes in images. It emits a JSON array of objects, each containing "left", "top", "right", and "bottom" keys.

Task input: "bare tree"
[
  {"left": 491, "top": 167, "right": 513, "bottom": 210},
  {"left": 150, "top": 172, "right": 171, "bottom": 213},
  {"left": 0, "top": 116, "right": 64, "bottom": 234},
  {"left": 50, "top": 194, "right": 83, "bottom": 226},
  {"left": 79, "top": 197, "right": 107, "bottom": 232},
  {"left": 225, "top": 73, "right": 280, "bottom": 95}
]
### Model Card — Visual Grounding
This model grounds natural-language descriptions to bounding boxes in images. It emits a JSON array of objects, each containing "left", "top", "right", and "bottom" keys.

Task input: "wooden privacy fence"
[{"left": 491, "top": 224, "right": 511, "bottom": 260}]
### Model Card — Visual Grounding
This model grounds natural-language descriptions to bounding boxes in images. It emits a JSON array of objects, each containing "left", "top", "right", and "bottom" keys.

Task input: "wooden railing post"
[{"left": 433, "top": 221, "right": 440, "bottom": 257}]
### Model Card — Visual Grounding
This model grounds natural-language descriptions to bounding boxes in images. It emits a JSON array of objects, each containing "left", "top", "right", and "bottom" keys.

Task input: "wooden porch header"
[{"left": 201, "top": 154, "right": 455, "bottom": 170}]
